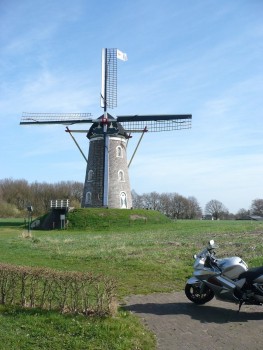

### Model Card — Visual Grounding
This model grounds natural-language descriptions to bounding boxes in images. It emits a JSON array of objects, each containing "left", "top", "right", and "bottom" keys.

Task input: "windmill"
[{"left": 20, "top": 48, "right": 192, "bottom": 209}]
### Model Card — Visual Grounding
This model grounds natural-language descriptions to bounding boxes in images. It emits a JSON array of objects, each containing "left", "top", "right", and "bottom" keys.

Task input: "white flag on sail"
[{"left": 116, "top": 49, "right": 128, "bottom": 61}]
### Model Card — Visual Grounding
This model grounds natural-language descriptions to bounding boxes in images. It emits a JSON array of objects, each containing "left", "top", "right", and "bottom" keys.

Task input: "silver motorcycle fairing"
[
  {"left": 186, "top": 276, "right": 200, "bottom": 285},
  {"left": 217, "top": 257, "right": 248, "bottom": 279},
  {"left": 194, "top": 268, "right": 219, "bottom": 280},
  {"left": 204, "top": 275, "right": 246, "bottom": 303},
  {"left": 187, "top": 275, "right": 241, "bottom": 303}
]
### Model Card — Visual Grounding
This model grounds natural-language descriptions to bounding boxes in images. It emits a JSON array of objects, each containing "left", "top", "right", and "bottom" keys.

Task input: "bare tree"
[
  {"left": 251, "top": 199, "right": 263, "bottom": 216},
  {"left": 186, "top": 196, "right": 202, "bottom": 219},
  {"left": 205, "top": 199, "right": 228, "bottom": 220},
  {"left": 236, "top": 208, "right": 250, "bottom": 220},
  {"left": 0, "top": 178, "right": 84, "bottom": 216},
  {"left": 168, "top": 193, "right": 188, "bottom": 219},
  {"left": 0, "top": 178, "right": 30, "bottom": 210},
  {"left": 143, "top": 191, "right": 161, "bottom": 210},
  {"left": 69, "top": 181, "right": 83, "bottom": 202},
  {"left": 132, "top": 191, "right": 202, "bottom": 219},
  {"left": 159, "top": 193, "right": 171, "bottom": 217},
  {"left": 131, "top": 190, "right": 142, "bottom": 208}
]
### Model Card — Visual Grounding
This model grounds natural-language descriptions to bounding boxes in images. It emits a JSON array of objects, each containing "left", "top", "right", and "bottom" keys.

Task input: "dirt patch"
[
  {"left": 124, "top": 292, "right": 263, "bottom": 350},
  {"left": 130, "top": 215, "right": 147, "bottom": 221}
]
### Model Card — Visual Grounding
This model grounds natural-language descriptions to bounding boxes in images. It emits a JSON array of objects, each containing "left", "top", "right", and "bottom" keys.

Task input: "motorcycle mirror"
[
  {"left": 208, "top": 240, "right": 218, "bottom": 249},
  {"left": 193, "top": 254, "right": 197, "bottom": 259}
]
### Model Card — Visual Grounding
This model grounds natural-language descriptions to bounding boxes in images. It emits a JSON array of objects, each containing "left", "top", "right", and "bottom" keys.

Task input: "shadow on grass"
[
  {"left": 0, "top": 304, "right": 97, "bottom": 320},
  {"left": 0, "top": 221, "right": 25, "bottom": 228},
  {"left": 0, "top": 304, "right": 62, "bottom": 319}
]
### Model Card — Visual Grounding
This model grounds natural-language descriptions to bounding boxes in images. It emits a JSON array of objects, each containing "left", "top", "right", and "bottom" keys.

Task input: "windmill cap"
[{"left": 87, "top": 113, "right": 129, "bottom": 139}]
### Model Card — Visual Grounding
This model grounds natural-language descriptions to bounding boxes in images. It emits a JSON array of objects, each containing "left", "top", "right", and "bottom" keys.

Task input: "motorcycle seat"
[{"left": 239, "top": 266, "right": 263, "bottom": 285}]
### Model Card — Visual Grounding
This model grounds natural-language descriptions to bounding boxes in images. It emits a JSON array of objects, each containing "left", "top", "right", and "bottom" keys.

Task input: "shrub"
[{"left": 0, "top": 202, "right": 21, "bottom": 218}]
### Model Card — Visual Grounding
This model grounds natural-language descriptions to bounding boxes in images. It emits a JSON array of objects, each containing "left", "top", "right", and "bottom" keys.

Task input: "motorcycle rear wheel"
[{"left": 185, "top": 283, "right": 214, "bottom": 304}]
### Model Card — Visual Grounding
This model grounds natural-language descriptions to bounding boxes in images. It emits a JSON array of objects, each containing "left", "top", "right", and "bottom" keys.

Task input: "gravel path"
[{"left": 124, "top": 292, "right": 263, "bottom": 350}]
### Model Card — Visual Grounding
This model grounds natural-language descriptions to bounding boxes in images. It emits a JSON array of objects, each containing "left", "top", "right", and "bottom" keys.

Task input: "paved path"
[{"left": 124, "top": 292, "right": 263, "bottom": 350}]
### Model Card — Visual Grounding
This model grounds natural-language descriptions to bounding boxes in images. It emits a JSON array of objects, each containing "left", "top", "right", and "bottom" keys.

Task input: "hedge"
[{"left": 0, "top": 263, "right": 116, "bottom": 316}]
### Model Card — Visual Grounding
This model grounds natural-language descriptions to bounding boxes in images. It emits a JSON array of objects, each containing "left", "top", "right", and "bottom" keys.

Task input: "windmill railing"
[{"left": 50, "top": 199, "right": 70, "bottom": 209}]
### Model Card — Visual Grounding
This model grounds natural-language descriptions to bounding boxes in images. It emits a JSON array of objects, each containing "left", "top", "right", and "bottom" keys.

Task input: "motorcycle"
[{"left": 185, "top": 240, "right": 263, "bottom": 311}]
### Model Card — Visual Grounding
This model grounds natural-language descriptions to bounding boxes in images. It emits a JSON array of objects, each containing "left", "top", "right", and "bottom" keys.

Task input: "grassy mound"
[{"left": 67, "top": 208, "right": 170, "bottom": 230}]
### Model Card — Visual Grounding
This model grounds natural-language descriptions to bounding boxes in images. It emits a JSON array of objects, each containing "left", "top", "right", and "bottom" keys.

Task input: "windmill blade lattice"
[
  {"left": 101, "top": 48, "right": 117, "bottom": 110},
  {"left": 116, "top": 114, "right": 192, "bottom": 132},
  {"left": 20, "top": 112, "right": 93, "bottom": 125}
]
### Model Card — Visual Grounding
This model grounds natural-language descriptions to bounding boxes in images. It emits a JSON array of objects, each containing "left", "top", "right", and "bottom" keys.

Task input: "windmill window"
[
  {"left": 116, "top": 146, "right": 123, "bottom": 158},
  {"left": 85, "top": 192, "right": 92, "bottom": 204},
  {"left": 88, "top": 170, "right": 94, "bottom": 181},
  {"left": 120, "top": 191, "right": 127, "bottom": 208},
  {"left": 118, "top": 170, "right": 125, "bottom": 182}
]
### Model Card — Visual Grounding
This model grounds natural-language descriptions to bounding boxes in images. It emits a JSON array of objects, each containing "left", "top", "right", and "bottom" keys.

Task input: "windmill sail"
[
  {"left": 117, "top": 114, "right": 192, "bottom": 132},
  {"left": 100, "top": 48, "right": 117, "bottom": 110},
  {"left": 20, "top": 113, "right": 93, "bottom": 125}
]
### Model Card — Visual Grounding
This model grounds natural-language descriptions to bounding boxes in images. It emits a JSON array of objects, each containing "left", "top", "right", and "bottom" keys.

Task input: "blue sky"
[{"left": 1, "top": 0, "right": 262, "bottom": 213}]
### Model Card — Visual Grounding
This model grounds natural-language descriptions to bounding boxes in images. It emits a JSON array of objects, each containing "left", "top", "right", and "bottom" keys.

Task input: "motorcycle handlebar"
[
  {"left": 204, "top": 255, "right": 221, "bottom": 271},
  {"left": 196, "top": 246, "right": 216, "bottom": 259}
]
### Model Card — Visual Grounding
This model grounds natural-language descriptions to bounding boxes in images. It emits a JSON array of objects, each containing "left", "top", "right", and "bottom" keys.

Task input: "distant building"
[
  {"left": 249, "top": 215, "right": 263, "bottom": 221},
  {"left": 237, "top": 215, "right": 263, "bottom": 221},
  {"left": 202, "top": 215, "right": 214, "bottom": 220}
]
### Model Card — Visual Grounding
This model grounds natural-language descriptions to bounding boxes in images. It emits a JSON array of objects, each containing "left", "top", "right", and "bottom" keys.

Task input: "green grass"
[
  {"left": 1, "top": 218, "right": 262, "bottom": 295},
  {"left": 0, "top": 306, "right": 154, "bottom": 350},
  {"left": 0, "top": 215, "right": 263, "bottom": 349},
  {"left": 67, "top": 208, "right": 170, "bottom": 230},
  {"left": 0, "top": 218, "right": 25, "bottom": 227}
]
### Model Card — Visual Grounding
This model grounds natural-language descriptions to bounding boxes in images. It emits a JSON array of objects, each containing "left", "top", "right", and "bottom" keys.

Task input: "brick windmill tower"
[
  {"left": 20, "top": 48, "right": 192, "bottom": 209},
  {"left": 82, "top": 113, "right": 132, "bottom": 208}
]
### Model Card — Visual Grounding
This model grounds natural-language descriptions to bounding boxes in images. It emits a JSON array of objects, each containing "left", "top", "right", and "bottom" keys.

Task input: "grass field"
[{"left": 0, "top": 214, "right": 263, "bottom": 349}]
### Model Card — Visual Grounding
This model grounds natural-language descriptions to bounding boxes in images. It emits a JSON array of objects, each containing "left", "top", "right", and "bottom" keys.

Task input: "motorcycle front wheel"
[{"left": 185, "top": 283, "right": 214, "bottom": 304}]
